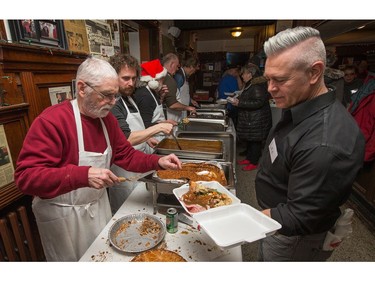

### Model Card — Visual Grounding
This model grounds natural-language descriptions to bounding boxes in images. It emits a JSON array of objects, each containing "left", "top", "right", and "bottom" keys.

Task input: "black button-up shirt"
[{"left": 255, "top": 90, "right": 365, "bottom": 236}]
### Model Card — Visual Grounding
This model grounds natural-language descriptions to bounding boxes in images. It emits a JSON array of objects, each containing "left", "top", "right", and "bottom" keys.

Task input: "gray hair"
[
  {"left": 76, "top": 57, "right": 118, "bottom": 89},
  {"left": 161, "top": 53, "right": 179, "bottom": 66},
  {"left": 264, "top": 26, "right": 326, "bottom": 69},
  {"left": 241, "top": 63, "right": 261, "bottom": 77}
]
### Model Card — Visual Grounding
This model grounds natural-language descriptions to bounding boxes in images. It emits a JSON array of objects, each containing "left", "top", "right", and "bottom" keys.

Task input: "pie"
[{"left": 131, "top": 249, "right": 186, "bottom": 262}]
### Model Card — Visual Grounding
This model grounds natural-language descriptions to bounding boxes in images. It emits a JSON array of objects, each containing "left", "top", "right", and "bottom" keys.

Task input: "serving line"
[{"left": 79, "top": 182, "right": 242, "bottom": 262}]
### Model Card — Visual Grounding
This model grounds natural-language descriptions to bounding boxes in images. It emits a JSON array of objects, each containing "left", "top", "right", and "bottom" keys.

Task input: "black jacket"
[{"left": 236, "top": 77, "right": 272, "bottom": 141}]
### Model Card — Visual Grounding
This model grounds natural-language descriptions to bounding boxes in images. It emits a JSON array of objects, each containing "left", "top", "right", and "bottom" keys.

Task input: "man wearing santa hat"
[{"left": 134, "top": 59, "right": 177, "bottom": 141}]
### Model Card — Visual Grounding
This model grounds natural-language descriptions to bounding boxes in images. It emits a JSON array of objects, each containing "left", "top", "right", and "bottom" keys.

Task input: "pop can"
[{"left": 166, "top": 208, "right": 178, "bottom": 233}]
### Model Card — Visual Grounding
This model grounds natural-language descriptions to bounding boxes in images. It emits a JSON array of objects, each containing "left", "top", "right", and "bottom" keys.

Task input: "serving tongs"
[{"left": 171, "top": 132, "right": 183, "bottom": 150}]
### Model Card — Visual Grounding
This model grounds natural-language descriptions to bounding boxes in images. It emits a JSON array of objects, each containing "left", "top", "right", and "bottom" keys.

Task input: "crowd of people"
[{"left": 14, "top": 26, "right": 370, "bottom": 262}]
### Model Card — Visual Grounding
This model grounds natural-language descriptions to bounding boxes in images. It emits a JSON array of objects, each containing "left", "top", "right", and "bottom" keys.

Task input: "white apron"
[
  {"left": 147, "top": 86, "right": 167, "bottom": 142},
  {"left": 32, "top": 99, "right": 112, "bottom": 261},
  {"left": 109, "top": 96, "right": 150, "bottom": 213},
  {"left": 167, "top": 69, "right": 190, "bottom": 122}
]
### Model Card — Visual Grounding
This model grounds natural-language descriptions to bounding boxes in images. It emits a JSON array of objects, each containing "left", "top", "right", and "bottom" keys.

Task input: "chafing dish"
[
  {"left": 139, "top": 160, "right": 236, "bottom": 214},
  {"left": 195, "top": 108, "right": 227, "bottom": 117},
  {"left": 176, "top": 122, "right": 236, "bottom": 164},
  {"left": 154, "top": 137, "right": 224, "bottom": 161}
]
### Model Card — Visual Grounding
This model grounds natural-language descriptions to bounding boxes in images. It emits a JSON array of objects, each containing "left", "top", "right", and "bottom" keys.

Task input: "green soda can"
[{"left": 166, "top": 208, "right": 178, "bottom": 233}]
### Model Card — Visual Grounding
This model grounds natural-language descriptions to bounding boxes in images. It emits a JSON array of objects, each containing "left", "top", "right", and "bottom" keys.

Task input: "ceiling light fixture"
[{"left": 230, "top": 27, "right": 243, "bottom": 38}]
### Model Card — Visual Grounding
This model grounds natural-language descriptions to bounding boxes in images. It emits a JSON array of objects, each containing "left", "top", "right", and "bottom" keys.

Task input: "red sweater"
[
  {"left": 350, "top": 91, "right": 375, "bottom": 162},
  {"left": 15, "top": 101, "right": 161, "bottom": 198}
]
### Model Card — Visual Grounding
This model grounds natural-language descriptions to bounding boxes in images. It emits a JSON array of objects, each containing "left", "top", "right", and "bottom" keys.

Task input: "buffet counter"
[{"left": 79, "top": 183, "right": 242, "bottom": 262}]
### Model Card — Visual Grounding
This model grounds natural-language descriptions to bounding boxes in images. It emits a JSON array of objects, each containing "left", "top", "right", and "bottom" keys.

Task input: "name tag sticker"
[{"left": 269, "top": 138, "right": 278, "bottom": 163}]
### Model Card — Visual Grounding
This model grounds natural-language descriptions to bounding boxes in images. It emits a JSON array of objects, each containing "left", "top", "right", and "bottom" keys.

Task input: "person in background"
[
  {"left": 231, "top": 63, "right": 272, "bottom": 171},
  {"left": 343, "top": 64, "right": 363, "bottom": 107},
  {"left": 134, "top": 59, "right": 177, "bottom": 139},
  {"left": 14, "top": 57, "right": 182, "bottom": 261},
  {"left": 174, "top": 53, "right": 200, "bottom": 118},
  {"left": 323, "top": 49, "right": 345, "bottom": 105},
  {"left": 255, "top": 26, "right": 365, "bottom": 261},
  {"left": 357, "top": 60, "right": 369, "bottom": 81},
  {"left": 217, "top": 65, "right": 242, "bottom": 100},
  {"left": 162, "top": 53, "right": 196, "bottom": 123},
  {"left": 108, "top": 54, "right": 173, "bottom": 214},
  {"left": 217, "top": 65, "right": 242, "bottom": 127}
]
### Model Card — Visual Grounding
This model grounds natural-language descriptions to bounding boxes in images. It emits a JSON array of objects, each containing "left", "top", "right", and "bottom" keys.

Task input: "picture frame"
[
  {"left": 85, "top": 20, "right": 113, "bottom": 55},
  {"left": 63, "top": 20, "right": 90, "bottom": 53},
  {"left": 48, "top": 86, "right": 72, "bottom": 105},
  {"left": 8, "top": 20, "right": 67, "bottom": 49}
]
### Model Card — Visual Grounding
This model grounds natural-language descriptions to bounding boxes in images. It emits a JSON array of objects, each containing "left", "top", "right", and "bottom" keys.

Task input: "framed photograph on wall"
[
  {"left": 48, "top": 86, "right": 72, "bottom": 105},
  {"left": 63, "top": 20, "right": 90, "bottom": 53},
  {"left": 9, "top": 19, "right": 67, "bottom": 49},
  {"left": 85, "top": 20, "right": 113, "bottom": 55}
]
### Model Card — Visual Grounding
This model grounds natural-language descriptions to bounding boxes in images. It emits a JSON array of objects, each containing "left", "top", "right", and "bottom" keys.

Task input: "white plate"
[
  {"left": 173, "top": 181, "right": 240, "bottom": 216},
  {"left": 194, "top": 203, "right": 282, "bottom": 249}
]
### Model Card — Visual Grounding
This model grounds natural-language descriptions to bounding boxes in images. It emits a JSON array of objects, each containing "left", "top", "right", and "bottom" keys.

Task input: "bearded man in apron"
[
  {"left": 108, "top": 54, "right": 174, "bottom": 214},
  {"left": 133, "top": 59, "right": 177, "bottom": 141},
  {"left": 15, "top": 57, "right": 182, "bottom": 261}
]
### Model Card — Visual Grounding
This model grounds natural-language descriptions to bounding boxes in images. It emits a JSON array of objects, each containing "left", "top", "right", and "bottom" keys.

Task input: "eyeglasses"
[{"left": 84, "top": 82, "right": 121, "bottom": 102}]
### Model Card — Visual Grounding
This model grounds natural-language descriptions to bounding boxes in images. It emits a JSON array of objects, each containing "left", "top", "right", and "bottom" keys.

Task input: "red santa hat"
[{"left": 140, "top": 59, "right": 167, "bottom": 90}]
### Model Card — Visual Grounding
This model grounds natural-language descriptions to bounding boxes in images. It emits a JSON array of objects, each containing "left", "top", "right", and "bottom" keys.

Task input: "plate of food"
[
  {"left": 173, "top": 181, "right": 240, "bottom": 216},
  {"left": 108, "top": 213, "right": 166, "bottom": 253},
  {"left": 131, "top": 249, "right": 187, "bottom": 262}
]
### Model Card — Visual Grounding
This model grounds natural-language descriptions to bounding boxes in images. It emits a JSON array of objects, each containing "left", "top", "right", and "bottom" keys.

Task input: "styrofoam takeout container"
[
  {"left": 173, "top": 181, "right": 240, "bottom": 216},
  {"left": 193, "top": 203, "right": 282, "bottom": 249}
]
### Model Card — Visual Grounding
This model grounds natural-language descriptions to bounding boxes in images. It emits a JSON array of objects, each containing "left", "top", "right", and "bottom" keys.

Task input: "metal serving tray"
[
  {"left": 195, "top": 108, "right": 227, "bottom": 117},
  {"left": 154, "top": 137, "right": 224, "bottom": 160},
  {"left": 151, "top": 161, "right": 227, "bottom": 185},
  {"left": 140, "top": 160, "right": 235, "bottom": 190}
]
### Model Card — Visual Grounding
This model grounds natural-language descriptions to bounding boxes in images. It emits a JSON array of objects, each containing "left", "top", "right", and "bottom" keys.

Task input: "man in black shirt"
[{"left": 255, "top": 26, "right": 365, "bottom": 261}]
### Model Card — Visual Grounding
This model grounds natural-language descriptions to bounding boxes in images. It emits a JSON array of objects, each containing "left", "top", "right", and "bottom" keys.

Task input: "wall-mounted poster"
[
  {"left": 0, "top": 125, "right": 14, "bottom": 188},
  {"left": 49, "top": 86, "right": 73, "bottom": 105},
  {"left": 63, "top": 20, "right": 90, "bottom": 53},
  {"left": 85, "top": 20, "right": 113, "bottom": 55}
]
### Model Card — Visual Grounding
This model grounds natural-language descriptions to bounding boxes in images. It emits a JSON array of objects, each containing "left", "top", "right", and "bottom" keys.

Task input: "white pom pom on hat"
[
  {"left": 148, "top": 80, "right": 159, "bottom": 90},
  {"left": 140, "top": 59, "right": 167, "bottom": 89}
]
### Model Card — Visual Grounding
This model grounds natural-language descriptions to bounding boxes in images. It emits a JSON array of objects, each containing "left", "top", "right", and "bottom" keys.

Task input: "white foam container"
[
  {"left": 173, "top": 181, "right": 241, "bottom": 216},
  {"left": 194, "top": 203, "right": 282, "bottom": 249}
]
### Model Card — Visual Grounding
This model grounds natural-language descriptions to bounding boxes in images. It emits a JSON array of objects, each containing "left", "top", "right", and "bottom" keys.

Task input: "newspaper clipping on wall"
[
  {"left": 85, "top": 20, "right": 114, "bottom": 56},
  {"left": 0, "top": 125, "right": 14, "bottom": 188}
]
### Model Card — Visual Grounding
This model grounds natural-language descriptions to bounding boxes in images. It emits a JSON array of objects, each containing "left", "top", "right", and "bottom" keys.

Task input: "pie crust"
[{"left": 131, "top": 249, "right": 186, "bottom": 262}]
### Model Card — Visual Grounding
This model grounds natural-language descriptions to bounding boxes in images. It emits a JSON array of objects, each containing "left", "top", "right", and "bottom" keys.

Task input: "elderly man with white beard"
[{"left": 15, "top": 57, "right": 182, "bottom": 261}]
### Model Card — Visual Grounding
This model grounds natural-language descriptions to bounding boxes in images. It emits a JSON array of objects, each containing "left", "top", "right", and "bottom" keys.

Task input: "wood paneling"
[
  {"left": 0, "top": 104, "right": 29, "bottom": 209},
  {"left": 0, "top": 42, "right": 86, "bottom": 209}
]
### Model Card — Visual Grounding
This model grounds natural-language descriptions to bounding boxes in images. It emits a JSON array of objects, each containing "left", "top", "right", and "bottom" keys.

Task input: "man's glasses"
[{"left": 84, "top": 82, "right": 121, "bottom": 102}]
